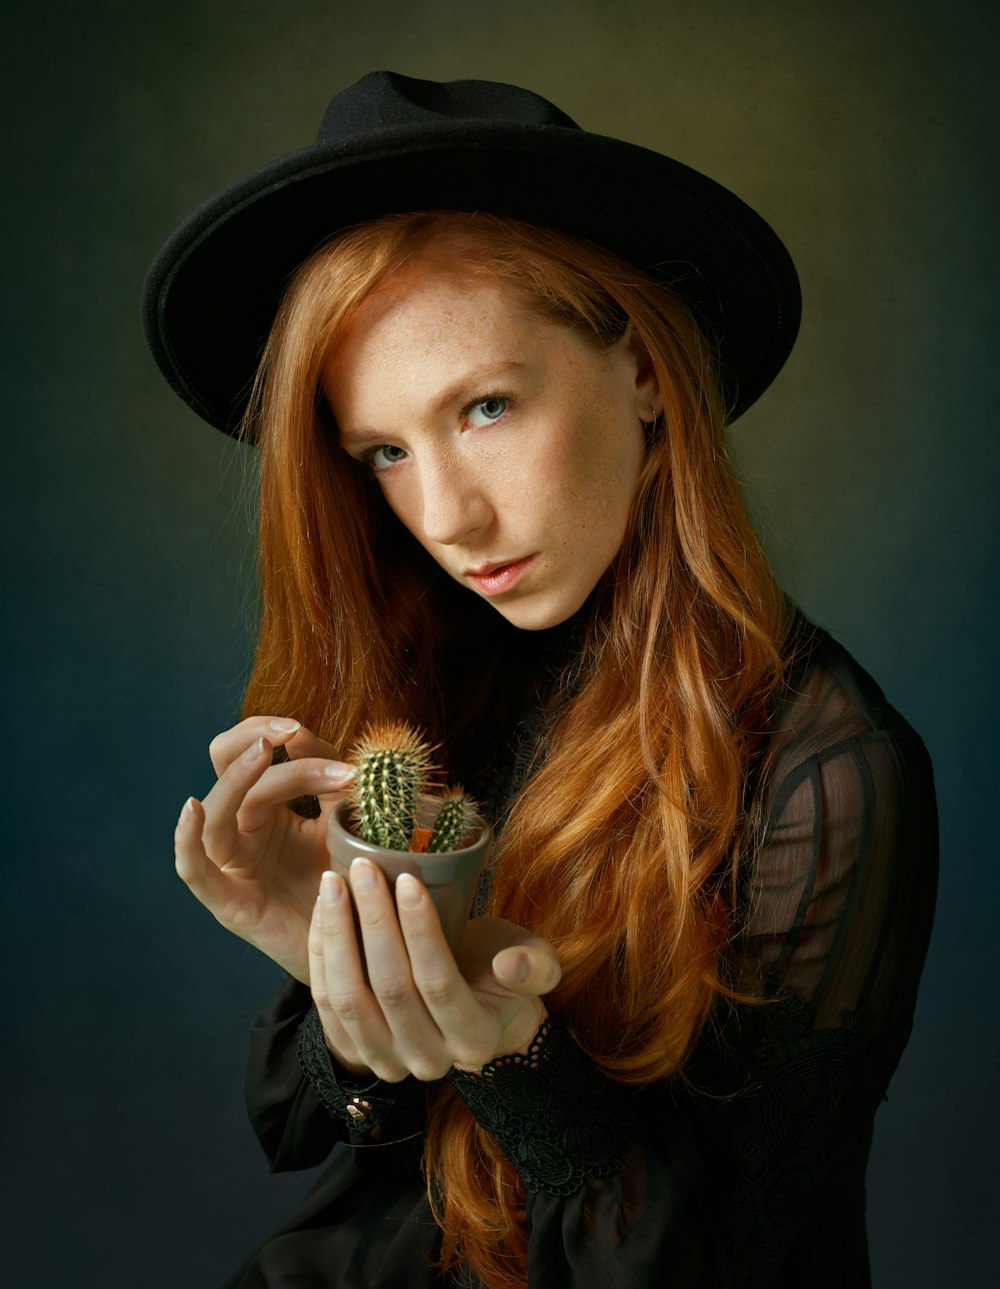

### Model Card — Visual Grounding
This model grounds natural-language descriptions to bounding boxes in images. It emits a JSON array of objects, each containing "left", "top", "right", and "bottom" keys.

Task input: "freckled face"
[{"left": 322, "top": 267, "right": 652, "bottom": 631}]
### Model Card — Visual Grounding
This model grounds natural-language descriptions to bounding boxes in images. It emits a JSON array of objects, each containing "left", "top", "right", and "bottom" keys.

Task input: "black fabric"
[
  {"left": 224, "top": 627, "right": 937, "bottom": 1288},
  {"left": 447, "top": 1017, "right": 634, "bottom": 1197},
  {"left": 296, "top": 1008, "right": 424, "bottom": 1141}
]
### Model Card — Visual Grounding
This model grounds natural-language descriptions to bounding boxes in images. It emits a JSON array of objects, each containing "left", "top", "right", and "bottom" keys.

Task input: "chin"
[{"left": 485, "top": 592, "right": 585, "bottom": 632}]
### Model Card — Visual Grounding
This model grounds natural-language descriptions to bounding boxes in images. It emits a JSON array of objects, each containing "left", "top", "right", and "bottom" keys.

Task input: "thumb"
[{"left": 492, "top": 945, "right": 562, "bottom": 997}]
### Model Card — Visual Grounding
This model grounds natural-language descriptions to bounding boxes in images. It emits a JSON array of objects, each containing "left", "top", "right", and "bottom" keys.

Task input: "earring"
[{"left": 642, "top": 411, "right": 662, "bottom": 442}]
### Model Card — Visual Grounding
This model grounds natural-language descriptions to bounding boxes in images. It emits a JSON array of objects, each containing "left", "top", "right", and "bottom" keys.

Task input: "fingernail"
[
  {"left": 243, "top": 736, "right": 266, "bottom": 763},
  {"left": 350, "top": 858, "right": 376, "bottom": 891},
  {"left": 269, "top": 718, "right": 301, "bottom": 734},
  {"left": 323, "top": 763, "right": 356, "bottom": 784},
  {"left": 503, "top": 950, "right": 530, "bottom": 983},
  {"left": 321, "top": 872, "right": 343, "bottom": 904},
  {"left": 395, "top": 872, "right": 421, "bottom": 907},
  {"left": 177, "top": 797, "right": 198, "bottom": 830}
]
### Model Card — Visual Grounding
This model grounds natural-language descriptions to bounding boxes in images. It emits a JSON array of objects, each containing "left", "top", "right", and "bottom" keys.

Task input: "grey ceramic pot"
[{"left": 327, "top": 797, "right": 493, "bottom": 955}]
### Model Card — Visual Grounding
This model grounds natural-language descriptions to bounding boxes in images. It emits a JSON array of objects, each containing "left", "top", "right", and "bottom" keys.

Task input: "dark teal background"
[{"left": 5, "top": 1, "right": 997, "bottom": 1284}]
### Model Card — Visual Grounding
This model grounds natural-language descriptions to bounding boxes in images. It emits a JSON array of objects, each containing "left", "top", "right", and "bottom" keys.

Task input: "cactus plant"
[
  {"left": 426, "top": 788, "right": 479, "bottom": 853},
  {"left": 331, "top": 720, "right": 491, "bottom": 952},
  {"left": 347, "top": 720, "right": 478, "bottom": 853}
]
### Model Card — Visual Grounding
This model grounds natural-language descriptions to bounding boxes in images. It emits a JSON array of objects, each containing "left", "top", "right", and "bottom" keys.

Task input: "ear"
[{"left": 624, "top": 324, "right": 662, "bottom": 420}]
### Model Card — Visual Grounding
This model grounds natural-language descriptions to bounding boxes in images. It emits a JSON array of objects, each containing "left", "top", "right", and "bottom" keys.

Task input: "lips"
[
  {"left": 464, "top": 554, "right": 537, "bottom": 597},
  {"left": 465, "top": 557, "right": 524, "bottom": 577}
]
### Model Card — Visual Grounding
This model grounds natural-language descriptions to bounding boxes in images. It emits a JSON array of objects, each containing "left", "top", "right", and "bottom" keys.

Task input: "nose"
[{"left": 418, "top": 455, "right": 494, "bottom": 547}]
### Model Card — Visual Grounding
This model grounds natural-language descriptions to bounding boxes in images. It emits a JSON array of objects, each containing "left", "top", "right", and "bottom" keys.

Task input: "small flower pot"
[{"left": 327, "top": 797, "right": 493, "bottom": 956}]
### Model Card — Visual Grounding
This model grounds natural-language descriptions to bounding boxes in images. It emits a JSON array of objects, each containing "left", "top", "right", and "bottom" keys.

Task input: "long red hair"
[{"left": 242, "top": 211, "right": 791, "bottom": 1288}]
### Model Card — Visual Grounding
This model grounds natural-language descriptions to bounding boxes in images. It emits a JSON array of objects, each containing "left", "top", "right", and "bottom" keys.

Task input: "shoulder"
[
  {"left": 766, "top": 623, "right": 935, "bottom": 810},
  {"left": 746, "top": 623, "right": 938, "bottom": 1017}
]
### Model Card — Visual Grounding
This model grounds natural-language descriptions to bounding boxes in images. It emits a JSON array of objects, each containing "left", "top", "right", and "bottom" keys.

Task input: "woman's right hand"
[{"left": 173, "top": 717, "right": 355, "bottom": 984}]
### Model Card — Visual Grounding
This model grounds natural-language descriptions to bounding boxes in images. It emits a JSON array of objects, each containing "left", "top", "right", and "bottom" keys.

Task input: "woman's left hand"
[{"left": 308, "top": 859, "right": 562, "bottom": 1082}]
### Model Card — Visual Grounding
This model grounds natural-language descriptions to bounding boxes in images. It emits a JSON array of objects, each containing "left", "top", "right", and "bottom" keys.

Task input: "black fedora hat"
[{"left": 142, "top": 70, "right": 800, "bottom": 436}]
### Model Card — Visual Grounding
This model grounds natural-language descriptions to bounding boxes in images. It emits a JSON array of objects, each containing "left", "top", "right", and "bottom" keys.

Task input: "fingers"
[
  {"left": 199, "top": 734, "right": 279, "bottom": 860},
  {"left": 346, "top": 862, "right": 455, "bottom": 1081},
  {"left": 208, "top": 716, "right": 341, "bottom": 778},
  {"left": 492, "top": 944, "right": 562, "bottom": 997},
  {"left": 209, "top": 717, "right": 299, "bottom": 777},
  {"left": 308, "top": 863, "right": 564, "bottom": 1081},
  {"left": 394, "top": 874, "right": 505, "bottom": 1070},
  {"left": 456, "top": 917, "right": 563, "bottom": 997},
  {"left": 308, "top": 876, "right": 378, "bottom": 1078},
  {"left": 200, "top": 737, "right": 354, "bottom": 853},
  {"left": 312, "top": 861, "right": 473, "bottom": 1081},
  {"left": 174, "top": 796, "right": 242, "bottom": 919},
  {"left": 311, "top": 866, "right": 431, "bottom": 1082},
  {"left": 235, "top": 756, "right": 354, "bottom": 829}
]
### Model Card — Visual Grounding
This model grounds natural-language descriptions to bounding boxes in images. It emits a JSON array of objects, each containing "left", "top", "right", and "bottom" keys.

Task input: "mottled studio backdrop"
[{"left": 5, "top": 1, "right": 997, "bottom": 1285}]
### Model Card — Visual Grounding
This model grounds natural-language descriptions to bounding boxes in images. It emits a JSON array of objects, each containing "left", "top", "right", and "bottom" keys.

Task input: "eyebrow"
[{"left": 336, "top": 360, "right": 527, "bottom": 448}]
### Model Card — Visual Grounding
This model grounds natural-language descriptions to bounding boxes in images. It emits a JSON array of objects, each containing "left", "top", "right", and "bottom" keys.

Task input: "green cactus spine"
[
  {"left": 427, "top": 788, "right": 478, "bottom": 853},
  {"left": 349, "top": 721, "right": 434, "bottom": 851}
]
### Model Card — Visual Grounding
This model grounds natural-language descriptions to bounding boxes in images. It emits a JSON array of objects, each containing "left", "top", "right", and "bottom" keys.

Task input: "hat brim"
[{"left": 142, "top": 121, "right": 800, "bottom": 434}]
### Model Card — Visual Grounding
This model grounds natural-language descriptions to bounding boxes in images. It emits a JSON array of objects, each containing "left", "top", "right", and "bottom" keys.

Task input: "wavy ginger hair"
[{"left": 242, "top": 211, "right": 791, "bottom": 1289}]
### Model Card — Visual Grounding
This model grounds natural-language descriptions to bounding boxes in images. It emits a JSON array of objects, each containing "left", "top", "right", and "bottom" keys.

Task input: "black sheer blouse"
[{"left": 224, "top": 627, "right": 937, "bottom": 1288}]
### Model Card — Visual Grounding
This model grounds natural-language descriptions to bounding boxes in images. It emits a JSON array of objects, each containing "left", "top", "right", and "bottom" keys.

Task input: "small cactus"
[
  {"left": 349, "top": 721, "right": 436, "bottom": 851},
  {"left": 347, "top": 720, "right": 479, "bottom": 853},
  {"left": 427, "top": 788, "right": 478, "bottom": 853}
]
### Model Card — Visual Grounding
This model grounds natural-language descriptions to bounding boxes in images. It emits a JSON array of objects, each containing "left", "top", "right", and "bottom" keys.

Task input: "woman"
[{"left": 144, "top": 72, "right": 937, "bottom": 1287}]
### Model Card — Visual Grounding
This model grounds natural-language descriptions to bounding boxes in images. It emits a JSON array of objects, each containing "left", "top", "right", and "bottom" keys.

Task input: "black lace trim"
[
  {"left": 447, "top": 1016, "right": 633, "bottom": 1197},
  {"left": 296, "top": 1007, "right": 421, "bottom": 1138}
]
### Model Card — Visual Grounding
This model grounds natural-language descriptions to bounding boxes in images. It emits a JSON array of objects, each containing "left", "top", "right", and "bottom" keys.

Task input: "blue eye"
[
  {"left": 367, "top": 444, "right": 408, "bottom": 471},
  {"left": 466, "top": 395, "right": 510, "bottom": 426}
]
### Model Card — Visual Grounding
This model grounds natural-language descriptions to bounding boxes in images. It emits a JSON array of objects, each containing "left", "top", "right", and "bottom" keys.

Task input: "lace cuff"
[
  {"left": 447, "top": 1016, "right": 633, "bottom": 1196},
  {"left": 296, "top": 1007, "right": 422, "bottom": 1139}
]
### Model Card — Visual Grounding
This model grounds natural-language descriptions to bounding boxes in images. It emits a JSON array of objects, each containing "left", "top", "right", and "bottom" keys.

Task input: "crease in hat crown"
[
  {"left": 141, "top": 69, "right": 801, "bottom": 436},
  {"left": 318, "top": 71, "right": 582, "bottom": 138}
]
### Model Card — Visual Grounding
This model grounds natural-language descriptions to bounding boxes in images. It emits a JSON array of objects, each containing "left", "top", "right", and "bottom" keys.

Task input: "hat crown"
[{"left": 316, "top": 70, "right": 581, "bottom": 142}]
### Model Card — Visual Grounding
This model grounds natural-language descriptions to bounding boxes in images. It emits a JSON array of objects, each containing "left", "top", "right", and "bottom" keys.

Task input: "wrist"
[
  {"left": 322, "top": 1032, "right": 373, "bottom": 1082},
  {"left": 453, "top": 999, "right": 548, "bottom": 1073}
]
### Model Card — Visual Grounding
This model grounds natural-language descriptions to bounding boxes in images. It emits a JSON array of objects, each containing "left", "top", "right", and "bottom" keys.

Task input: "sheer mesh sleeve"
[
  {"left": 743, "top": 633, "right": 937, "bottom": 1031},
  {"left": 689, "top": 633, "right": 939, "bottom": 1282}
]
